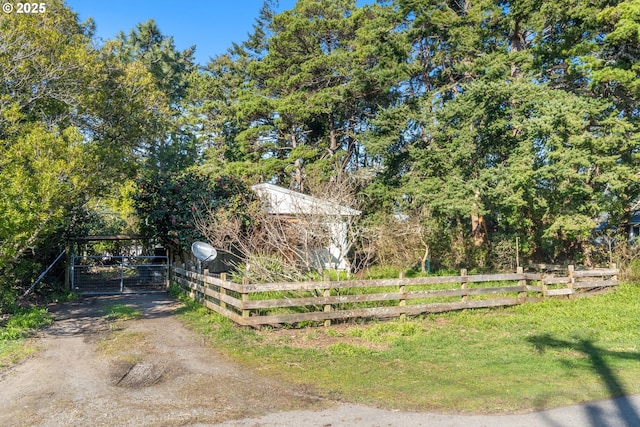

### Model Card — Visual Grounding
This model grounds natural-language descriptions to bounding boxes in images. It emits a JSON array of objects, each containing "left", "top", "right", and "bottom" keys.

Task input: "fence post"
[
  {"left": 241, "top": 277, "right": 250, "bottom": 320},
  {"left": 611, "top": 263, "right": 618, "bottom": 283},
  {"left": 64, "top": 244, "right": 70, "bottom": 290},
  {"left": 517, "top": 266, "right": 525, "bottom": 303},
  {"left": 70, "top": 254, "right": 75, "bottom": 292},
  {"left": 220, "top": 272, "right": 227, "bottom": 310},
  {"left": 323, "top": 273, "right": 332, "bottom": 327},
  {"left": 193, "top": 264, "right": 202, "bottom": 302},
  {"left": 568, "top": 265, "right": 575, "bottom": 300},
  {"left": 202, "top": 268, "right": 209, "bottom": 303},
  {"left": 165, "top": 260, "right": 171, "bottom": 291},
  {"left": 460, "top": 269, "right": 468, "bottom": 303},
  {"left": 183, "top": 263, "right": 194, "bottom": 300},
  {"left": 399, "top": 271, "right": 406, "bottom": 321},
  {"left": 120, "top": 258, "right": 124, "bottom": 293}
]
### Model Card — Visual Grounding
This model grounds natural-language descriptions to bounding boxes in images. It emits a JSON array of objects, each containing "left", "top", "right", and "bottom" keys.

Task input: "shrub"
[
  {"left": 134, "top": 171, "right": 252, "bottom": 256},
  {"left": 0, "top": 307, "right": 51, "bottom": 341}
]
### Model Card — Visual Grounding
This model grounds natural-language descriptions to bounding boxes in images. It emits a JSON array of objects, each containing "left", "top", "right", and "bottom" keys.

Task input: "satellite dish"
[{"left": 191, "top": 241, "right": 218, "bottom": 262}]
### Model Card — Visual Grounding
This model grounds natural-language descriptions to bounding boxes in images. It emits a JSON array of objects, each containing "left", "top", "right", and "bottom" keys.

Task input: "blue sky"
[{"left": 65, "top": 0, "right": 297, "bottom": 65}]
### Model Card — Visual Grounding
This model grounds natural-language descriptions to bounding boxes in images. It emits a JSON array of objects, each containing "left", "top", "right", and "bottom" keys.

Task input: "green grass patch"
[
  {"left": 175, "top": 282, "right": 640, "bottom": 414},
  {"left": 103, "top": 304, "right": 143, "bottom": 320},
  {"left": 0, "top": 307, "right": 52, "bottom": 370},
  {"left": 0, "top": 307, "right": 51, "bottom": 340}
]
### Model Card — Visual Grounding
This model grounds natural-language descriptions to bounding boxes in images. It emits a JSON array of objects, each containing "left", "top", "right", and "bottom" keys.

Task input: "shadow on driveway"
[{"left": 45, "top": 293, "right": 180, "bottom": 337}]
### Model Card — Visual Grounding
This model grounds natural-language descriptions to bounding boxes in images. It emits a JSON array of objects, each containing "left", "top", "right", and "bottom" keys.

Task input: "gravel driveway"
[{"left": 0, "top": 294, "right": 326, "bottom": 426}]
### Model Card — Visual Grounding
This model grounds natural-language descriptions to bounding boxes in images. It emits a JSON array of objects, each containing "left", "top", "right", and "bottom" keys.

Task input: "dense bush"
[{"left": 133, "top": 171, "right": 252, "bottom": 256}]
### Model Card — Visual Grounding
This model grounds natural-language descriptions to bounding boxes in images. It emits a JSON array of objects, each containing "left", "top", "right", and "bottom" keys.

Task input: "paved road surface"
[{"left": 214, "top": 395, "right": 640, "bottom": 426}]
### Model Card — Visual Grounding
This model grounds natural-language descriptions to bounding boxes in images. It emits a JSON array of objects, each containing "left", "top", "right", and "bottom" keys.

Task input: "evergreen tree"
[
  {"left": 193, "top": 0, "right": 404, "bottom": 190},
  {"left": 110, "top": 19, "right": 198, "bottom": 176}
]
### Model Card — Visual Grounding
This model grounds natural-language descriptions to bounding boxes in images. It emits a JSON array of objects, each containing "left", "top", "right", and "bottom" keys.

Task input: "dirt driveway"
[
  {"left": 0, "top": 294, "right": 328, "bottom": 427},
  {"left": 3, "top": 293, "right": 640, "bottom": 427}
]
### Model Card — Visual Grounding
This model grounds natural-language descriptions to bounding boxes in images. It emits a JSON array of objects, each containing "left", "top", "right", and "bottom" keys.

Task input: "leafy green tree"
[
  {"left": 109, "top": 19, "right": 198, "bottom": 176},
  {"left": 369, "top": 0, "right": 640, "bottom": 266},
  {"left": 366, "top": 0, "right": 504, "bottom": 258},
  {"left": 588, "top": 0, "right": 640, "bottom": 115},
  {"left": 0, "top": 125, "right": 90, "bottom": 265},
  {"left": 114, "top": 19, "right": 195, "bottom": 104},
  {"left": 0, "top": 1, "right": 180, "bottom": 300},
  {"left": 0, "top": 1, "right": 98, "bottom": 135},
  {"left": 0, "top": 1, "right": 104, "bottom": 300},
  {"left": 186, "top": 47, "right": 269, "bottom": 181},
  {"left": 525, "top": 0, "right": 620, "bottom": 91},
  {"left": 403, "top": 78, "right": 637, "bottom": 264}
]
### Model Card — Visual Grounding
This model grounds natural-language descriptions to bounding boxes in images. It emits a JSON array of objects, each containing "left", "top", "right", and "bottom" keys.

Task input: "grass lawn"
[
  {"left": 176, "top": 282, "right": 640, "bottom": 414},
  {"left": 0, "top": 307, "right": 51, "bottom": 370}
]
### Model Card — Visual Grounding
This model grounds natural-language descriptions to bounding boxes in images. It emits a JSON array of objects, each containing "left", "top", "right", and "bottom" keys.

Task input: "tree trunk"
[
  {"left": 471, "top": 214, "right": 487, "bottom": 247},
  {"left": 509, "top": 20, "right": 526, "bottom": 78},
  {"left": 328, "top": 112, "right": 338, "bottom": 155},
  {"left": 421, "top": 241, "right": 430, "bottom": 274},
  {"left": 471, "top": 190, "right": 486, "bottom": 247},
  {"left": 343, "top": 119, "right": 356, "bottom": 171},
  {"left": 290, "top": 130, "right": 304, "bottom": 192}
]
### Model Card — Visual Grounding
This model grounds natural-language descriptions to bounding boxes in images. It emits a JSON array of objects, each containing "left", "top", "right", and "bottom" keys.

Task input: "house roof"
[{"left": 251, "top": 183, "right": 361, "bottom": 216}]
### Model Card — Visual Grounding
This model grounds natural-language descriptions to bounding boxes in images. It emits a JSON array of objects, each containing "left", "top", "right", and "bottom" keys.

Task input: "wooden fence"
[{"left": 170, "top": 264, "right": 619, "bottom": 327}]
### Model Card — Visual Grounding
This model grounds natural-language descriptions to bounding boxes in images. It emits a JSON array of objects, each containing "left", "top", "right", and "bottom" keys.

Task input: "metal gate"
[{"left": 72, "top": 255, "right": 168, "bottom": 295}]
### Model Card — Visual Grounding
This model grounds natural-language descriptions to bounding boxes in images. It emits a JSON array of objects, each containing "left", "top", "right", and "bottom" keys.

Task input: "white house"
[{"left": 251, "top": 183, "right": 361, "bottom": 270}]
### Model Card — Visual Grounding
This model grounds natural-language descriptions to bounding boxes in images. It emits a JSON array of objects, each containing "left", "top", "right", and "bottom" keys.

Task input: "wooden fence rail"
[{"left": 170, "top": 264, "right": 619, "bottom": 327}]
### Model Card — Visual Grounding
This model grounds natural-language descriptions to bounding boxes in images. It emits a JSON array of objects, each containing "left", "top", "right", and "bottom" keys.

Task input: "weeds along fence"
[{"left": 171, "top": 264, "right": 619, "bottom": 327}]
